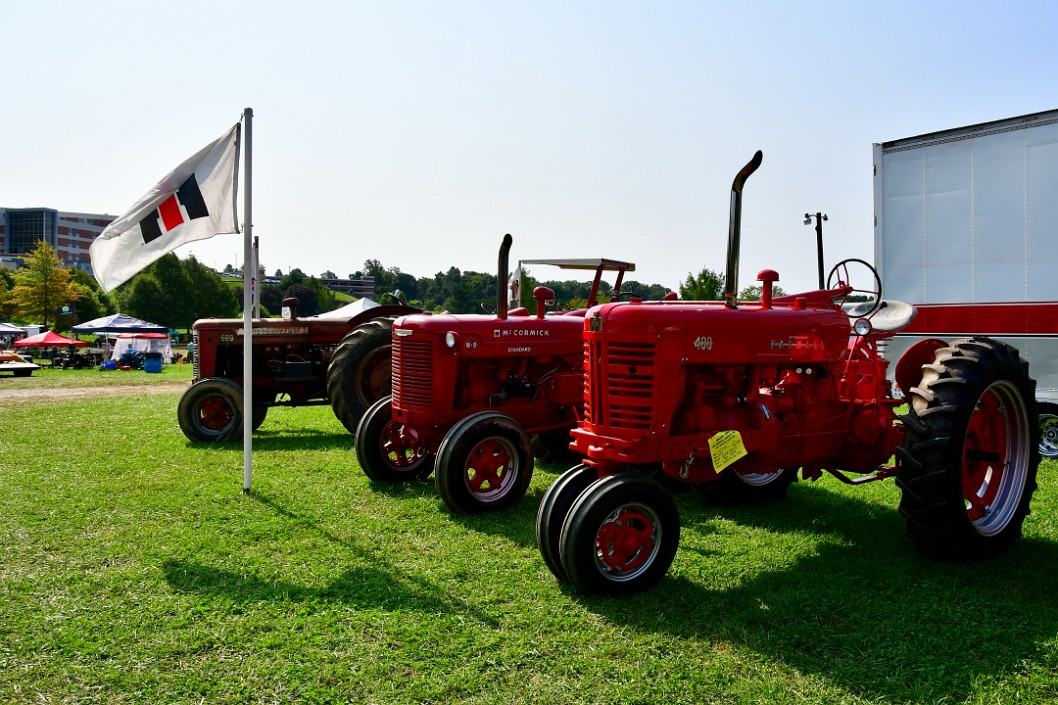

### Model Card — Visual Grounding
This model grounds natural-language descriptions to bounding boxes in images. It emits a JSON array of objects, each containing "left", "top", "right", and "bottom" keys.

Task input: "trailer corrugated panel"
[{"left": 874, "top": 109, "right": 1058, "bottom": 402}]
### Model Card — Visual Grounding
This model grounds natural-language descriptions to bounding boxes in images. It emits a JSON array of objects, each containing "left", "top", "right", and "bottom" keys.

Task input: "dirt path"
[{"left": 0, "top": 381, "right": 188, "bottom": 403}]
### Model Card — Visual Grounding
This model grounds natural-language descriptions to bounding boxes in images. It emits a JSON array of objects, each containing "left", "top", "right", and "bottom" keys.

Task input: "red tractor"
[
  {"left": 536, "top": 151, "right": 1041, "bottom": 595},
  {"left": 178, "top": 296, "right": 418, "bottom": 442},
  {"left": 355, "top": 235, "right": 635, "bottom": 513}
]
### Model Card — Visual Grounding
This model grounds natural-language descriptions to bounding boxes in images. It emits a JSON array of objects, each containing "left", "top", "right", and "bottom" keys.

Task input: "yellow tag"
[{"left": 708, "top": 431, "right": 748, "bottom": 473}]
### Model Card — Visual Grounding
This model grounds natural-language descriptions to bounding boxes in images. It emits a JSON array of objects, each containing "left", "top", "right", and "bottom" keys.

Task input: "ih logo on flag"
[{"left": 139, "top": 173, "right": 210, "bottom": 244}]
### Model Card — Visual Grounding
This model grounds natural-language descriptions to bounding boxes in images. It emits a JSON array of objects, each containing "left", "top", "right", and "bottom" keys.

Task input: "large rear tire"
[
  {"left": 327, "top": 317, "right": 396, "bottom": 434},
  {"left": 559, "top": 473, "right": 680, "bottom": 596},
  {"left": 178, "top": 377, "right": 244, "bottom": 443},
  {"left": 354, "top": 396, "right": 433, "bottom": 482},
  {"left": 896, "top": 337, "right": 1040, "bottom": 559},
  {"left": 434, "top": 412, "right": 533, "bottom": 513}
]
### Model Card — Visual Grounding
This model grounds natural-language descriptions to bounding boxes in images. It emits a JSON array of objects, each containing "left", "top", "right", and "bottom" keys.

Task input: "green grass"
[
  {"left": 1, "top": 358, "right": 193, "bottom": 391},
  {"left": 2, "top": 393, "right": 1058, "bottom": 704}
]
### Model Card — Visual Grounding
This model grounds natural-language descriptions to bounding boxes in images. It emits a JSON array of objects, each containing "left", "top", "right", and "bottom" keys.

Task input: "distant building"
[
  {"left": 0, "top": 207, "right": 115, "bottom": 272},
  {"left": 319, "top": 276, "right": 375, "bottom": 298}
]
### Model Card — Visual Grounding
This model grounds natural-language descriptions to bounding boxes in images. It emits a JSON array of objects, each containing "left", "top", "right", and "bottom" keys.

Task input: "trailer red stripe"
[{"left": 901, "top": 302, "right": 1058, "bottom": 336}]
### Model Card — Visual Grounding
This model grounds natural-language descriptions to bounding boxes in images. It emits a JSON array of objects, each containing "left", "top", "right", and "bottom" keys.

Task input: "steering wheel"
[{"left": 826, "top": 258, "right": 882, "bottom": 318}]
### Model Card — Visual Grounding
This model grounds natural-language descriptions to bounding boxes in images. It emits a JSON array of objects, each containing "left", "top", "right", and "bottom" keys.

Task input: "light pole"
[{"left": 804, "top": 212, "right": 827, "bottom": 289}]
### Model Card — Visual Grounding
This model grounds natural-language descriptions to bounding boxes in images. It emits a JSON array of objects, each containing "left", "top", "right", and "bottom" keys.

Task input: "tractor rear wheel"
[
  {"left": 1037, "top": 403, "right": 1058, "bottom": 459},
  {"left": 694, "top": 468, "right": 796, "bottom": 504},
  {"left": 434, "top": 412, "right": 533, "bottom": 513},
  {"left": 354, "top": 396, "right": 433, "bottom": 482},
  {"left": 559, "top": 473, "right": 680, "bottom": 596},
  {"left": 327, "top": 317, "right": 396, "bottom": 434},
  {"left": 178, "top": 377, "right": 244, "bottom": 443},
  {"left": 896, "top": 337, "right": 1039, "bottom": 559},
  {"left": 535, "top": 464, "right": 598, "bottom": 581}
]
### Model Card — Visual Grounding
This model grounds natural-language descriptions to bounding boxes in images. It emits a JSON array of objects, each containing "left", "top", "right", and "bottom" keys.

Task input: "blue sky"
[{"left": 4, "top": 1, "right": 1057, "bottom": 294}]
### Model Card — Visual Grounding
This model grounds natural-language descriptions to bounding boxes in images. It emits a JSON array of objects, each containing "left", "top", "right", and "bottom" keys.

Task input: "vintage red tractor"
[
  {"left": 355, "top": 235, "right": 635, "bottom": 513},
  {"left": 536, "top": 151, "right": 1041, "bottom": 595},
  {"left": 178, "top": 296, "right": 418, "bottom": 442}
]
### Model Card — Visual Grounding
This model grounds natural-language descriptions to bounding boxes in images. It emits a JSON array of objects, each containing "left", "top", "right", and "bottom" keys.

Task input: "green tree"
[
  {"left": 8, "top": 242, "right": 88, "bottom": 329},
  {"left": 320, "top": 270, "right": 337, "bottom": 279},
  {"left": 739, "top": 283, "right": 787, "bottom": 301},
  {"left": 308, "top": 276, "right": 338, "bottom": 314},
  {"left": 0, "top": 269, "right": 11, "bottom": 313},
  {"left": 389, "top": 267, "right": 418, "bottom": 302},
  {"left": 259, "top": 283, "right": 285, "bottom": 316},
  {"left": 68, "top": 269, "right": 114, "bottom": 324},
  {"left": 116, "top": 274, "right": 167, "bottom": 326},
  {"left": 284, "top": 283, "right": 318, "bottom": 316},
  {"left": 113, "top": 255, "right": 188, "bottom": 328},
  {"left": 679, "top": 267, "right": 725, "bottom": 301},
  {"left": 182, "top": 256, "right": 238, "bottom": 320}
]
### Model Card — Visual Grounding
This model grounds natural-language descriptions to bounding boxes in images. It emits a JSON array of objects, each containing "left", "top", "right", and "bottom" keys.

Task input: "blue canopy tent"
[{"left": 72, "top": 313, "right": 172, "bottom": 366}]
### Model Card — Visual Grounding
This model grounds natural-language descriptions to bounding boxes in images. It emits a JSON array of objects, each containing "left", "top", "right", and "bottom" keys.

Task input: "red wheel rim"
[
  {"left": 464, "top": 436, "right": 519, "bottom": 499},
  {"left": 961, "top": 380, "right": 1031, "bottom": 534},
  {"left": 359, "top": 350, "right": 391, "bottom": 404},
  {"left": 380, "top": 420, "right": 425, "bottom": 470},
  {"left": 197, "top": 395, "right": 235, "bottom": 431},
  {"left": 594, "top": 504, "right": 660, "bottom": 580}
]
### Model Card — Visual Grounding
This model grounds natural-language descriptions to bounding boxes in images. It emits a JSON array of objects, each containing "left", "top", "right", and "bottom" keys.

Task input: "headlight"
[
  {"left": 853, "top": 318, "right": 873, "bottom": 336},
  {"left": 445, "top": 331, "right": 457, "bottom": 348}
]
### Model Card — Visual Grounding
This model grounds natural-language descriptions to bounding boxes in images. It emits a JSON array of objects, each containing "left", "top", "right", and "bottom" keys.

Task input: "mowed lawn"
[{"left": 2, "top": 375, "right": 1058, "bottom": 704}]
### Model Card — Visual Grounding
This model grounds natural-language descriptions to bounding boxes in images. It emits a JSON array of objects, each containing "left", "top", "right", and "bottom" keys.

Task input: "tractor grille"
[
  {"left": 584, "top": 339, "right": 656, "bottom": 431},
  {"left": 392, "top": 336, "right": 433, "bottom": 408},
  {"left": 192, "top": 330, "right": 200, "bottom": 380}
]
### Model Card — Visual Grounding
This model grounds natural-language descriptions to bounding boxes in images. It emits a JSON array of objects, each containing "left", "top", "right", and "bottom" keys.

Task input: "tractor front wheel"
[
  {"left": 896, "top": 337, "right": 1039, "bottom": 559},
  {"left": 434, "top": 412, "right": 533, "bottom": 513},
  {"left": 535, "top": 464, "right": 599, "bottom": 581},
  {"left": 327, "top": 317, "right": 396, "bottom": 434},
  {"left": 695, "top": 468, "right": 796, "bottom": 505},
  {"left": 178, "top": 377, "right": 244, "bottom": 443},
  {"left": 354, "top": 396, "right": 433, "bottom": 482},
  {"left": 559, "top": 473, "right": 680, "bottom": 596},
  {"left": 1038, "top": 403, "right": 1058, "bottom": 459}
]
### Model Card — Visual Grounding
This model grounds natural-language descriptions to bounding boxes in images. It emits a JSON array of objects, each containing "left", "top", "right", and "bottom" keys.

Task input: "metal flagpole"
[
  {"left": 242, "top": 107, "right": 254, "bottom": 494},
  {"left": 253, "top": 236, "right": 260, "bottom": 318}
]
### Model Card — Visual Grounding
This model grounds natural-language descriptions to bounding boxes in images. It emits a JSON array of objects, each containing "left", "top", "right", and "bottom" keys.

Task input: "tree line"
[{"left": 0, "top": 241, "right": 797, "bottom": 333}]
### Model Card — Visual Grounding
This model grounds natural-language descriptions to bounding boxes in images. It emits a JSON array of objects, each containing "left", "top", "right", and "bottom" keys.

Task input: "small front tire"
[
  {"left": 695, "top": 468, "right": 796, "bottom": 505},
  {"left": 434, "top": 412, "right": 533, "bottom": 513},
  {"left": 354, "top": 396, "right": 433, "bottom": 482},
  {"left": 178, "top": 378, "right": 244, "bottom": 443},
  {"left": 559, "top": 473, "right": 680, "bottom": 596},
  {"left": 535, "top": 464, "right": 599, "bottom": 581},
  {"left": 1038, "top": 402, "right": 1058, "bottom": 459}
]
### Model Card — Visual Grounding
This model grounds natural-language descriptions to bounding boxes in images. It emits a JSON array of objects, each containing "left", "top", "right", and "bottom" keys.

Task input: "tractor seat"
[{"left": 842, "top": 299, "right": 917, "bottom": 332}]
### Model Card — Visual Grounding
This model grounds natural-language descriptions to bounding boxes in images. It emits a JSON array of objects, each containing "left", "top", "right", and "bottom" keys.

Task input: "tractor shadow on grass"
[
  {"left": 364, "top": 471, "right": 553, "bottom": 551},
  {"left": 181, "top": 430, "right": 355, "bottom": 453},
  {"left": 575, "top": 481, "right": 1058, "bottom": 703},
  {"left": 161, "top": 491, "right": 499, "bottom": 629}
]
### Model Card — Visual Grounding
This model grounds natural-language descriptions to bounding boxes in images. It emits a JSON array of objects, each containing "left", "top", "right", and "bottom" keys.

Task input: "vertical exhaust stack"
[
  {"left": 725, "top": 150, "right": 764, "bottom": 309},
  {"left": 497, "top": 233, "right": 513, "bottom": 320}
]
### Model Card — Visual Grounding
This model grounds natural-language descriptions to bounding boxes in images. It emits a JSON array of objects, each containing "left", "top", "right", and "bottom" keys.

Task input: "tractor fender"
[{"left": 895, "top": 338, "right": 949, "bottom": 400}]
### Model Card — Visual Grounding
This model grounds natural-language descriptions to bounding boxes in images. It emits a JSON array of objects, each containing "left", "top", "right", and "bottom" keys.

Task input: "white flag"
[{"left": 90, "top": 123, "right": 241, "bottom": 293}]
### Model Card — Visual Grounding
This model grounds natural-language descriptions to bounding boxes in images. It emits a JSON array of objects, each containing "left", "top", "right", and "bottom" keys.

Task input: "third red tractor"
[{"left": 535, "top": 151, "right": 1041, "bottom": 595}]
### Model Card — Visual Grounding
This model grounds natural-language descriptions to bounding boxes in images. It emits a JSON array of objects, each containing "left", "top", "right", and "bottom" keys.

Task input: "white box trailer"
[{"left": 873, "top": 108, "right": 1058, "bottom": 456}]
